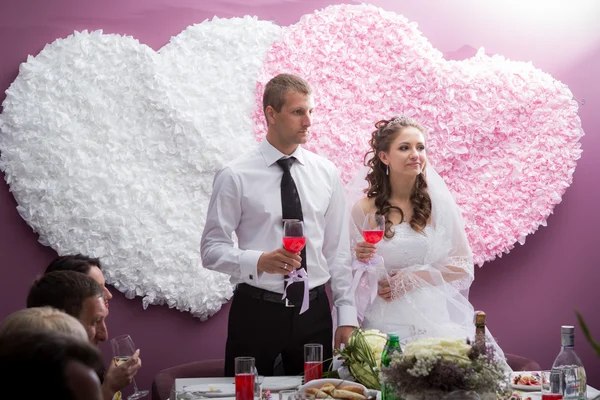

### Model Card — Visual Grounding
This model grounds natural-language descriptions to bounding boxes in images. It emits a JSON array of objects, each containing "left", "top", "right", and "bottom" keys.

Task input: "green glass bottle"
[{"left": 381, "top": 334, "right": 402, "bottom": 400}]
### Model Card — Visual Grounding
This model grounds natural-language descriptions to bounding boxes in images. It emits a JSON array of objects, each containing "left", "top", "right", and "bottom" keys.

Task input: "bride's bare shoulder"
[{"left": 354, "top": 197, "right": 377, "bottom": 214}]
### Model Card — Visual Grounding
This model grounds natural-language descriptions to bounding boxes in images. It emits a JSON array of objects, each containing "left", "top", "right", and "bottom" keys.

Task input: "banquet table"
[{"left": 173, "top": 377, "right": 600, "bottom": 400}]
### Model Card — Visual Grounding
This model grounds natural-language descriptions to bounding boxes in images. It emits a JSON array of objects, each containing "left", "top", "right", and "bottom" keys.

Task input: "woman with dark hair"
[{"left": 347, "top": 116, "right": 507, "bottom": 366}]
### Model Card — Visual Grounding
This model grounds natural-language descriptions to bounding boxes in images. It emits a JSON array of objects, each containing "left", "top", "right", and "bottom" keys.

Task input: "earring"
[{"left": 386, "top": 165, "right": 389, "bottom": 176}]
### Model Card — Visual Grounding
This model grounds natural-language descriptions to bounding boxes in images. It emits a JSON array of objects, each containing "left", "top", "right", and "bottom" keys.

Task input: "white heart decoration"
[{"left": 0, "top": 17, "right": 281, "bottom": 320}]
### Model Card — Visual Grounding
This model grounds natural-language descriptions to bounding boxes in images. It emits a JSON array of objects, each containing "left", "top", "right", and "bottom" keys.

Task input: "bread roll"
[
  {"left": 339, "top": 385, "right": 365, "bottom": 395},
  {"left": 320, "top": 384, "right": 336, "bottom": 395},
  {"left": 305, "top": 388, "right": 330, "bottom": 398},
  {"left": 331, "top": 389, "right": 367, "bottom": 400}
]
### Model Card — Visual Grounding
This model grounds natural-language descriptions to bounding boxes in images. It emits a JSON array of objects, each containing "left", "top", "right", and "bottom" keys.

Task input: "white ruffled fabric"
[{"left": 0, "top": 18, "right": 281, "bottom": 320}]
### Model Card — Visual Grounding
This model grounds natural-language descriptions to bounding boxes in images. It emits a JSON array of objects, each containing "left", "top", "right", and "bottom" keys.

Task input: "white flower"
[
  {"left": 362, "top": 329, "right": 388, "bottom": 367},
  {"left": 404, "top": 337, "right": 471, "bottom": 362}
]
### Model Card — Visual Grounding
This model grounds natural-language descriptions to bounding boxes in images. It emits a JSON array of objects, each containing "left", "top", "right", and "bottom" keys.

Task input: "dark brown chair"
[
  {"left": 505, "top": 353, "right": 541, "bottom": 371},
  {"left": 152, "top": 359, "right": 225, "bottom": 400}
]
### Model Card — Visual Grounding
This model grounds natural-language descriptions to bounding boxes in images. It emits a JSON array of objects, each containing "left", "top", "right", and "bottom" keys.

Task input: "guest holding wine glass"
[
  {"left": 111, "top": 334, "right": 149, "bottom": 399},
  {"left": 201, "top": 73, "right": 357, "bottom": 376},
  {"left": 26, "top": 270, "right": 143, "bottom": 400}
]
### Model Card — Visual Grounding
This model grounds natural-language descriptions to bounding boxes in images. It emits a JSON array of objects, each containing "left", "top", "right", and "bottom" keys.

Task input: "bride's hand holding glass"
[{"left": 356, "top": 213, "right": 385, "bottom": 263}]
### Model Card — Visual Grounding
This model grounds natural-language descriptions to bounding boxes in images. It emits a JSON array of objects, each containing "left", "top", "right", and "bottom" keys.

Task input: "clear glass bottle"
[
  {"left": 551, "top": 325, "right": 587, "bottom": 400},
  {"left": 381, "top": 334, "right": 402, "bottom": 400}
]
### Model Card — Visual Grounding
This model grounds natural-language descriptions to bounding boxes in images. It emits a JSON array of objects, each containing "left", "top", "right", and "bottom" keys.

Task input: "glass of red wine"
[
  {"left": 235, "top": 357, "right": 255, "bottom": 400},
  {"left": 283, "top": 220, "right": 306, "bottom": 253},
  {"left": 304, "top": 343, "right": 323, "bottom": 383},
  {"left": 362, "top": 213, "right": 385, "bottom": 247}
]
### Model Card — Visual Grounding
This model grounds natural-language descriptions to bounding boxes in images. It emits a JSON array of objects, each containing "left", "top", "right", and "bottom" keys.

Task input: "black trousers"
[{"left": 224, "top": 284, "right": 333, "bottom": 377}]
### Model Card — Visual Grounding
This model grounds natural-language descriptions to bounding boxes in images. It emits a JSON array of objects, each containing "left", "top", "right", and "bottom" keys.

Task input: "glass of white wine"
[{"left": 110, "top": 334, "right": 149, "bottom": 400}]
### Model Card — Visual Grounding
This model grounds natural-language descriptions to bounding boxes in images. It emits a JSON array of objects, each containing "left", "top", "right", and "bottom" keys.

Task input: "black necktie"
[{"left": 277, "top": 157, "right": 306, "bottom": 306}]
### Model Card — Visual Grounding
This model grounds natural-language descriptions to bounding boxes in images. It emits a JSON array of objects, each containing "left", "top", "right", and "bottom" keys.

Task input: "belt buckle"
[{"left": 285, "top": 298, "right": 295, "bottom": 308}]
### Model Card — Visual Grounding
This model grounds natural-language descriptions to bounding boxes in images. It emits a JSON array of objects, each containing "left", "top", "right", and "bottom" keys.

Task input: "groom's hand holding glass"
[
  {"left": 257, "top": 220, "right": 304, "bottom": 274},
  {"left": 257, "top": 249, "right": 302, "bottom": 274}
]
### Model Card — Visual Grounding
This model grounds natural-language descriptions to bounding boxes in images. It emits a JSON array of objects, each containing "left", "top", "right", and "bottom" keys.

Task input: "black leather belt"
[{"left": 236, "top": 283, "right": 325, "bottom": 307}]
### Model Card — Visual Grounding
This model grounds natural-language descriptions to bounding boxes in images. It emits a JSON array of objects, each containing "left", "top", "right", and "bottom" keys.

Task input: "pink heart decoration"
[{"left": 253, "top": 4, "right": 583, "bottom": 265}]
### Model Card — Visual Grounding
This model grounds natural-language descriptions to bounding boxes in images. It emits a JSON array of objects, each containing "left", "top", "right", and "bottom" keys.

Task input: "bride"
[{"left": 347, "top": 116, "right": 508, "bottom": 365}]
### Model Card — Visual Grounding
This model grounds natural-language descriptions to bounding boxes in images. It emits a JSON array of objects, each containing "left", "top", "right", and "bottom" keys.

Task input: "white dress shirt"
[{"left": 201, "top": 139, "right": 357, "bottom": 327}]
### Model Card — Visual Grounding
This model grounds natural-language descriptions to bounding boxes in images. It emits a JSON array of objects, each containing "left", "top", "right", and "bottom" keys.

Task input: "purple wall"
[{"left": 1, "top": 0, "right": 598, "bottom": 393}]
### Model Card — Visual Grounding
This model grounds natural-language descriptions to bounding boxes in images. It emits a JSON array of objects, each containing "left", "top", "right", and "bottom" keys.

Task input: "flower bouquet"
[
  {"left": 381, "top": 337, "right": 507, "bottom": 400},
  {"left": 333, "top": 328, "right": 388, "bottom": 390}
]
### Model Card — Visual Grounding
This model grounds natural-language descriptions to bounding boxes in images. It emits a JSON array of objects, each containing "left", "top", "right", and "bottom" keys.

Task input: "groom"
[{"left": 201, "top": 73, "right": 357, "bottom": 376}]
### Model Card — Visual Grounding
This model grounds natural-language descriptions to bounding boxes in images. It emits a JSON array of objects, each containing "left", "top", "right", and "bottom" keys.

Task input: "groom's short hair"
[{"left": 263, "top": 74, "right": 312, "bottom": 116}]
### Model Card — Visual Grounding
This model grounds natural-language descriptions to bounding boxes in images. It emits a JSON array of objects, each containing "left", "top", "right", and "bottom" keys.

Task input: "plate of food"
[
  {"left": 501, "top": 391, "right": 537, "bottom": 400},
  {"left": 510, "top": 371, "right": 542, "bottom": 391},
  {"left": 262, "top": 376, "right": 303, "bottom": 391},
  {"left": 183, "top": 383, "right": 235, "bottom": 398},
  {"left": 299, "top": 378, "right": 371, "bottom": 400}
]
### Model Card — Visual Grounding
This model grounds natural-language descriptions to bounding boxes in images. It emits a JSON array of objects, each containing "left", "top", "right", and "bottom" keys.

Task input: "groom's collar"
[{"left": 259, "top": 139, "right": 306, "bottom": 167}]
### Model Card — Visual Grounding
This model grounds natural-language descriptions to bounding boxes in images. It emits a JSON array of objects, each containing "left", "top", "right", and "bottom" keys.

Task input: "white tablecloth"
[{"left": 174, "top": 377, "right": 600, "bottom": 400}]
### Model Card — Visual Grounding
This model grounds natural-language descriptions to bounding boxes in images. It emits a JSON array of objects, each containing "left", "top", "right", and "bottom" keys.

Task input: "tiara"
[{"left": 388, "top": 116, "right": 413, "bottom": 126}]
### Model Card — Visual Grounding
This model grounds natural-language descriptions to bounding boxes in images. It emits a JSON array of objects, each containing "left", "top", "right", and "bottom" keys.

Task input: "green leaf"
[
  {"left": 576, "top": 310, "right": 600, "bottom": 357},
  {"left": 323, "top": 369, "right": 340, "bottom": 379}
]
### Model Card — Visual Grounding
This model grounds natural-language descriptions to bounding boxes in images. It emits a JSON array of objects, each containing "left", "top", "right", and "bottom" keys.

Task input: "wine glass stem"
[{"left": 131, "top": 377, "right": 140, "bottom": 393}]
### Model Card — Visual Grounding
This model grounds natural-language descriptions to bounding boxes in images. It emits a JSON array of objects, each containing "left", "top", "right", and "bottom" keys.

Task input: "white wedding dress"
[
  {"left": 362, "top": 223, "right": 478, "bottom": 344},
  {"left": 345, "top": 166, "right": 509, "bottom": 368}
]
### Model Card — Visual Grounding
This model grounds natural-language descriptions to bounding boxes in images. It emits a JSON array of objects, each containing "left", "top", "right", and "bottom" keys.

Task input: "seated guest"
[
  {"left": 27, "top": 270, "right": 108, "bottom": 345},
  {"left": 0, "top": 306, "right": 88, "bottom": 342},
  {"left": 46, "top": 254, "right": 113, "bottom": 307},
  {"left": 26, "top": 271, "right": 141, "bottom": 400},
  {"left": 0, "top": 330, "right": 104, "bottom": 399}
]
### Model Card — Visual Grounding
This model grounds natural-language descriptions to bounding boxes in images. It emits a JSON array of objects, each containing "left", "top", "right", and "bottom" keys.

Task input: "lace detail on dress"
[
  {"left": 376, "top": 223, "right": 431, "bottom": 271},
  {"left": 447, "top": 256, "right": 474, "bottom": 291}
]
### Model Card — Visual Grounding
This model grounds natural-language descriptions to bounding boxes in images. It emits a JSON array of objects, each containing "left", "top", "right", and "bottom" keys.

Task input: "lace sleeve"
[{"left": 387, "top": 166, "right": 475, "bottom": 298}]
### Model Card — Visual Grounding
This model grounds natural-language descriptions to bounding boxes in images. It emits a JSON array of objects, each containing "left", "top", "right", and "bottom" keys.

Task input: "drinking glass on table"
[
  {"left": 110, "top": 334, "right": 148, "bottom": 400},
  {"left": 279, "top": 390, "right": 297, "bottom": 400},
  {"left": 288, "top": 394, "right": 315, "bottom": 400},
  {"left": 304, "top": 343, "right": 323, "bottom": 383},
  {"left": 283, "top": 220, "right": 306, "bottom": 254},
  {"left": 254, "top": 367, "right": 264, "bottom": 399},
  {"left": 235, "top": 357, "right": 255, "bottom": 400},
  {"left": 541, "top": 370, "right": 564, "bottom": 400}
]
